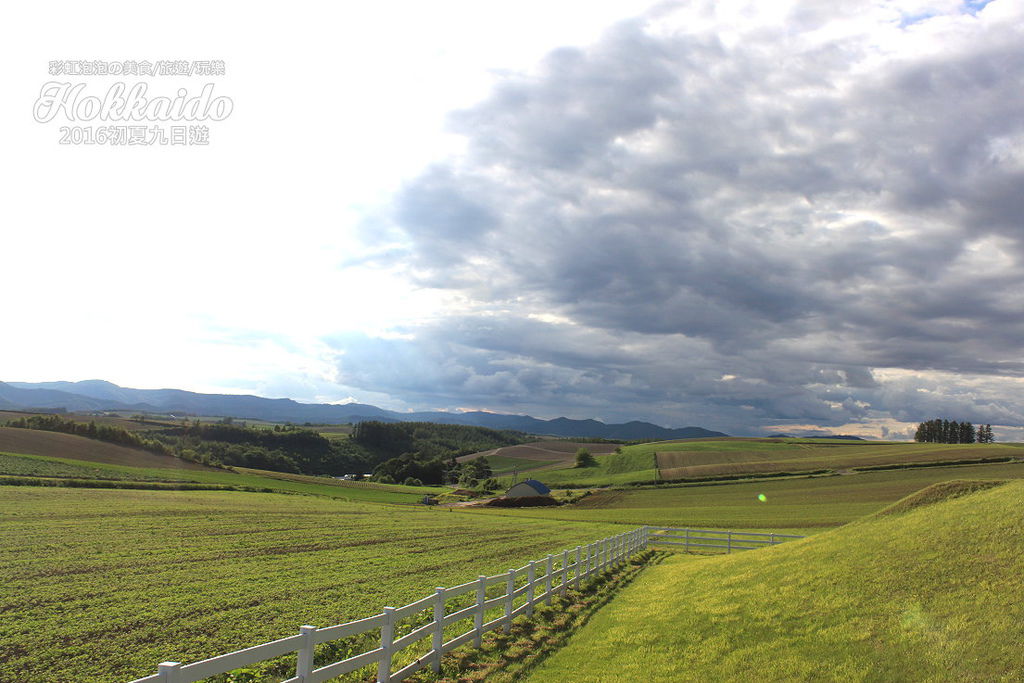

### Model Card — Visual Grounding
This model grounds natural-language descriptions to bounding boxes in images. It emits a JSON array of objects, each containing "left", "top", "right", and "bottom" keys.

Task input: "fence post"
[
  {"left": 504, "top": 570, "right": 515, "bottom": 633},
  {"left": 561, "top": 549, "right": 569, "bottom": 595},
  {"left": 770, "top": 532, "right": 776, "bottom": 546},
  {"left": 474, "top": 575, "right": 487, "bottom": 647},
  {"left": 378, "top": 607, "right": 395, "bottom": 683},
  {"left": 574, "top": 546, "right": 582, "bottom": 588},
  {"left": 727, "top": 531, "right": 732, "bottom": 554},
  {"left": 432, "top": 588, "right": 445, "bottom": 673},
  {"left": 527, "top": 561, "right": 536, "bottom": 616},
  {"left": 296, "top": 625, "right": 317, "bottom": 681},
  {"left": 545, "top": 554, "right": 554, "bottom": 605},
  {"left": 157, "top": 662, "right": 181, "bottom": 683}
]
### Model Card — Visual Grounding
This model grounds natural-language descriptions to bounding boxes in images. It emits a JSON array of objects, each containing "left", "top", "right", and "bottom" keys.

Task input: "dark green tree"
[{"left": 575, "top": 448, "right": 598, "bottom": 468}]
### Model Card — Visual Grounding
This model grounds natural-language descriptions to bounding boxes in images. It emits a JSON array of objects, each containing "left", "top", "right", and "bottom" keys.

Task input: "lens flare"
[{"left": 757, "top": 493, "right": 767, "bottom": 502}]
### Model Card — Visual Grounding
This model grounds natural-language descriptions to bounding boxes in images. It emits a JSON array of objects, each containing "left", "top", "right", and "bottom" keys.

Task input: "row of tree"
[{"left": 913, "top": 419, "right": 995, "bottom": 444}]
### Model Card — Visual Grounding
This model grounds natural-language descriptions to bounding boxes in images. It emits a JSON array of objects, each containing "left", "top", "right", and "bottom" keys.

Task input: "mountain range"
[{"left": 0, "top": 380, "right": 727, "bottom": 441}]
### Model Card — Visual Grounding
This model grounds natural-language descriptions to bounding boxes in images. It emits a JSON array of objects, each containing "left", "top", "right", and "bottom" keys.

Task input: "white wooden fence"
[
  {"left": 130, "top": 527, "right": 649, "bottom": 683},
  {"left": 647, "top": 527, "right": 804, "bottom": 553},
  {"left": 128, "top": 525, "right": 803, "bottom": 683}
]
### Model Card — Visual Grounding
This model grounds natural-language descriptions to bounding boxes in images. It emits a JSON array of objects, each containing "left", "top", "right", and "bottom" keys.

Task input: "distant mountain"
[{"left": 0, "top": 380, "right": 728, "bottom": 441}]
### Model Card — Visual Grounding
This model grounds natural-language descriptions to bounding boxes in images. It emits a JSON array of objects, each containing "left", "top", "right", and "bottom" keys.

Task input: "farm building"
[{"left": 504, "top": 479, "right": 552, "bottom": 499}]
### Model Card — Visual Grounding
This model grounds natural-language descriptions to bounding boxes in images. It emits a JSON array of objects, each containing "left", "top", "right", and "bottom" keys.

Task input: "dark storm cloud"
[{"left": 336, "top": 2, "right": 1024, "bottom": 433}]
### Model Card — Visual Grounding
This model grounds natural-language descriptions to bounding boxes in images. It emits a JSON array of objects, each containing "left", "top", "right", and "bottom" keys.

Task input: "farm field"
[
  {"left": 0, "top": 452, "right": 205, "bottom": 482},
  {"left": 478, "top": 438, "right": 1024, "bottom": 488},
  {"left": 458, "top": 440, "right": 618, "bottom": 465},
  {"left": 469, "top": 460, "right": 1024, "bottom": 528},
  {"left": 510, "top": 450, "right": 659, "bottom": 487},
  {"left": 476, "top": 453, "right": 551, "bottom": 476},
  {"left": 526, "top": 480, "right": 1024, "bottom": 681},
  {"left": 0, "top": 450, "right": 447, "bottom": 505},
  {"left": 0, "top": 488, "right": 623, "bottom": 683},
  {"left": 0, "top": 427, "right": 215, "bottom": 471},
  {"left": 648, "top": 438, "right": 1024, "bottom": 480}
]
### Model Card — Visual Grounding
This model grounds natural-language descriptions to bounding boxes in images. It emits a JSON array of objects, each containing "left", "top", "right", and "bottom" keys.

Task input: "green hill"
[{"left": 526, "top": 480, "right": 1024, "bottom": 681}]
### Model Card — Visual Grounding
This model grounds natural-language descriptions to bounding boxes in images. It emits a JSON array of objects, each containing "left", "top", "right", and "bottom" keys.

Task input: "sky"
[{"left": 3, "top": 0, "right": 1023, "bottom": 439}]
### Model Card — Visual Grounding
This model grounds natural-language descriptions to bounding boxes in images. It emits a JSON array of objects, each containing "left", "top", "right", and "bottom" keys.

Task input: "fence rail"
[
  {"left": 646, "top": 527, "right": 804, "bottom": 553},
  {"left": 130, "top": 527, "right": 650, "bottom": 683},
  {"left": 129, "top": 525, "right": 803, "bottom": 683}
]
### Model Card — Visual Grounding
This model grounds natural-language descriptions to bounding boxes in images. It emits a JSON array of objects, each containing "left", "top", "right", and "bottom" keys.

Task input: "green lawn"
[
  {"left": 527, "top": 480, "right": 1024, "bottom": 681},
  {"left": 0, "top": 488, "right": 623, "bottom": 683},
  {"left": 470, "top": 461, "right": 1024, "bottom": 528}
]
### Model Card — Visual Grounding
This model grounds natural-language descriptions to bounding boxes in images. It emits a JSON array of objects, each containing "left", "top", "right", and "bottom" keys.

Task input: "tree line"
[
  {"left": 913, "top": 419, "right": 995, "bottom": 444},
  {"left": 5, "top": 415, "right": 530, "bottom": 485},
  {"left": 351, "top": 421, "right": 527, "bottom": 486}
]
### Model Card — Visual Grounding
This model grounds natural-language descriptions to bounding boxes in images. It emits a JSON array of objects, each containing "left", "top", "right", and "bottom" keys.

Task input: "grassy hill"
[{"left": 527, "top": 479, "right": 1024, "bottom": 681}]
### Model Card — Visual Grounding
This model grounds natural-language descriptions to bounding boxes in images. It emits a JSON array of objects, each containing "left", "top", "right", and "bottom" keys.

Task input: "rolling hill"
[
  {"left": 527, "top": 480, "right": 1024, "bottom": 680},
  {"left": 0, "top": 427, "right": 213, "bottom": 471}
]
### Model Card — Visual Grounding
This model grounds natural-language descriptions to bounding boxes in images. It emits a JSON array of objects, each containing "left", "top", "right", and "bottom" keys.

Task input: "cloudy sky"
[{"left": 3, "top": 0, "right": 1023, "bottom": 439}]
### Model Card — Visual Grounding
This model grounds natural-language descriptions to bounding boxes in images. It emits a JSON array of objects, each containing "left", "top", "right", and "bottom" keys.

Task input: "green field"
[
  {"left": 474, "top": 461, "right": 1024, "bottom": 528},
  {"left": 0, "top": 488, "right": 622, "bottom": 682},
  {"left": 498, "top": 450, "right": 658, "bottom": 487},
  {"left": 0, "top": 452, "right": 197, "bottom": 482},
  {"left": 487, "top": 438, "right": 1024, "bottom": 489},
  {"left": 527, "top": 480, "right": 1024, "bottom": 681},
  {"left": 482, "top": 454, "right": 550, "bottom": 476},
  {"left": 0, "top": 450, "right": 448, "bottom": 504},
  {"left": 5, "top": 431, "right": 1024, "bottom": 682}
]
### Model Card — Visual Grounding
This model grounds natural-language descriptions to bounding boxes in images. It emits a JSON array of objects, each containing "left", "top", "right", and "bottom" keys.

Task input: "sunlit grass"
[{"left": 527, "top": 480, "right": 1024, "bottom": 681}]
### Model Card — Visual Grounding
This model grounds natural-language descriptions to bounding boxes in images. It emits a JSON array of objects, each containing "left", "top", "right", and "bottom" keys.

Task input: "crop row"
[{"left": 0, "top": 488, "right": 620, "bottom": 682}]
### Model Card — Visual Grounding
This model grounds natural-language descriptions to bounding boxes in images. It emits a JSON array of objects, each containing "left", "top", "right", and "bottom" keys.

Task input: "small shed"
[{"left": 504, "top": 479, "right": 552, "bottom": 499}]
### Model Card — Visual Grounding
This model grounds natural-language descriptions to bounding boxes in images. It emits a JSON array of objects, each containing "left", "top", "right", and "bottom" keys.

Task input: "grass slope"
[
  {"left": 528, "top": 480, "right": 1024, "bottom": 681},
  {"left": 0, "top": 488, "right": 622, "bottom": 683},
  {"left": 468, "top": 461, "right": 1024, "bottom": 528}
]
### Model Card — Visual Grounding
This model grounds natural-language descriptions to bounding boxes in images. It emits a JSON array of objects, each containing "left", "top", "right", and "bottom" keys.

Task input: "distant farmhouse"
[{"left": 504, "top": 479, "right": 551, "bottom": 499}]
